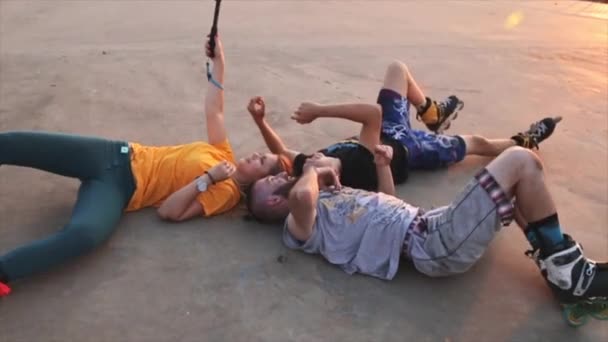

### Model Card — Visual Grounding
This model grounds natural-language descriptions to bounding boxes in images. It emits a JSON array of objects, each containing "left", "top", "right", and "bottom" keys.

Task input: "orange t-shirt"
[{"left": 125, "top": 140, "right": 240, "bottom": 216}]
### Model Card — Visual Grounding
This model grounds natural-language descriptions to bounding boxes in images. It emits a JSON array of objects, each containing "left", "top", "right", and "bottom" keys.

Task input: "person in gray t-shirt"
[{"left": 247, "top": 146, "right": 607, "bottom": 326}]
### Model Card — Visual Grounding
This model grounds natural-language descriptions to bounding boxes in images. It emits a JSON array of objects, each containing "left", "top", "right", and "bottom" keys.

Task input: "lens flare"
[{"left": 504, "top": 11, "right": 524, "bottom": 30}]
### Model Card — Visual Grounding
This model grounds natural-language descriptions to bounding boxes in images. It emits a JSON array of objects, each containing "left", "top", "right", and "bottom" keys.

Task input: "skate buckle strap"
[
  {"left": 545, "top": 243, "right": 596, "bottom": 297},
  {"left": 574, "top": 261, "right": 597, "bottom": 297},
  {"left": 545, "top": 244, "right": 582, "bottom": 290},
  {"left": 525, "top": 248, "right": 539, "bottom": 259},
  {"left": 525, "top": 248, "right": 545, "bottom": 270}
]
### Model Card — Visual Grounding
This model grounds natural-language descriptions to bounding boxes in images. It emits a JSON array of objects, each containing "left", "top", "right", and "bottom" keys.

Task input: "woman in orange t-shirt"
[{"left": 0, "top": 37, "right": 287, "bottom": 296}]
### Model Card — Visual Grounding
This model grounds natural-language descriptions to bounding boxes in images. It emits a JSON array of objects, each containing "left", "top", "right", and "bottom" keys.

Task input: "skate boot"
[
  {"left": 526, "top": 234, "right": 608, "bottom": 327},
  {"left": 512, "top": 116, "right": 562, "bottom": 149},
  {"left": 416, "top": 95, "right": 464, "bottom": 134}
]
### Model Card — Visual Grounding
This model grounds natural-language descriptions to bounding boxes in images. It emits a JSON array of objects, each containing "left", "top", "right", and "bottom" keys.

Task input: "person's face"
[
  {"left": 248, "top": 172, "right": 293, "bottom": 221},
  {"left": 236, "top": 152, "right": 280, "bottom": 182},
  {"left": 255, "top": 172, "right": 292, "bottom": 196}
]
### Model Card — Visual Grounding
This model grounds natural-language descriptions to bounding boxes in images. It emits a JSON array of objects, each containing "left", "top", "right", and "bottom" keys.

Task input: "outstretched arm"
[
  {"left": 292, "top": 102, "right": 382, "bottom": 153},
  {"left": 248, "top": 96, "right": 299, "bottom": 161},
  {"left": 204, "top": 36, "right": 227, "bottom": 145}
]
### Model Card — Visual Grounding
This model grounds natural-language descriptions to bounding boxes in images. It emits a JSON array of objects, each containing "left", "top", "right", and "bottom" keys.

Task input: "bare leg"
[
  {"left": 382, "top": 61, "right": 426, "bottom": 107},
  {"left": 382, "top": 60, "right": 463, "bottom": 133},
  {"left": 484, "top": 146, "right": 557, "bottom": 224},
  {"left": 513, "top": 206, "right": 528, "bottom": 230},
  {"left": 484, "top": 147, "right": 608, "bottom": 302},
  {"left": 461, "top": 135, "right": 516, "bottom": 157}
]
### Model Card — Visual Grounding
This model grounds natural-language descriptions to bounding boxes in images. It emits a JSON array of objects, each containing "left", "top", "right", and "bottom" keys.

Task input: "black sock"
[
  {"left": 415, "top": 98, "right": 429, "bottom": 113},
  {"left": 525, "top": 213, "right": 565, "bottom": 253},
  {"left": 511, "top": 135, "right": 524, "bottom": 146}
]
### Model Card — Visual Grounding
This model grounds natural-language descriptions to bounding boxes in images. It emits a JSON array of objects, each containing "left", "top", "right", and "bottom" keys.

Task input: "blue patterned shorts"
[{"left": 377, "top": 88, "right": 466, "bottom": 169}]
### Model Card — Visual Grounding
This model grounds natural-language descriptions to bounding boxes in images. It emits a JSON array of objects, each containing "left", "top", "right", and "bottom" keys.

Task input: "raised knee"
[
  {"left": 386, "top": 60, "right": 409, "bottom": 76},
  {"left": 504, "top": 146, "right": 544, "bottom": 171},
  {"left": 369, "top": 104, "right": 382, "bottom": 128}
]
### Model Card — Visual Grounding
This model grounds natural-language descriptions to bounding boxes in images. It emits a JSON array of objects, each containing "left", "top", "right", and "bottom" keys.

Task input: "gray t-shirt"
[{"left": 283, "top": 187, "right": 420, "bottom": 280}]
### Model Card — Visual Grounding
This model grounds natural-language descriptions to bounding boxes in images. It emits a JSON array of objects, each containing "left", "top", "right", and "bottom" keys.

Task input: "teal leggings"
[{"left": 0, "top": 131, "right": 136, "bottom": 282}]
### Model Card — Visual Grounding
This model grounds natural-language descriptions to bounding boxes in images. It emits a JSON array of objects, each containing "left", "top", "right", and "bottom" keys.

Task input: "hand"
[
  {"left": 373, "top": 145, "right": 393, "bottom": 167},
  {"left": 205, "top": 35, "right": 224, "bottom": 62},
  {"left": 291, "top": 102, "right": 322, "bottom": 124},
  {"left": 303, "top": 164, "right": 341, "bottom": 191},
  {"left": 316, "top": 166, "right": 342, "bottom": 191},
  {"left": 247, "top": 96, "right": 266, "bottom": 122},
  {"left": 302, "top": 152, "right": 331, "bottom": 170},
  {"left": 207, "top": 160, "right": 235, "bottom": 183}
]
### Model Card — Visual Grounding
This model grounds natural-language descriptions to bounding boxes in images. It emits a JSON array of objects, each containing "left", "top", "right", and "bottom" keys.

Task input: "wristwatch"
[{"left": 196, "top": 176, "right": 209, "bottom": 193}]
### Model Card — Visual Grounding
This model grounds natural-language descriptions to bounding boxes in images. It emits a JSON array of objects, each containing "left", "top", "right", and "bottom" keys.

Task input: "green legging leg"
[{"left": 0, "top": 131, "right": 135, "bottom": 282}]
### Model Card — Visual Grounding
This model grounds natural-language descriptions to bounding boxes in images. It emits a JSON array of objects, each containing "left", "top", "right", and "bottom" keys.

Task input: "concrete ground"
[{"left": 0, "top": 1, "right": 606, "bottom": 341}]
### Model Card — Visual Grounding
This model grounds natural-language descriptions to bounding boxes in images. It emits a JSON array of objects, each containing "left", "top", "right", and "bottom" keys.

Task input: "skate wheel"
[
  {"left": 591, "top": 311, "right": 608, "bottom": 320},
  {"left": 562, "top": 305, "right": 589, "bottom": 327},
  {"left": 589, "top": 302, "right": 608, "bottom": 320}
]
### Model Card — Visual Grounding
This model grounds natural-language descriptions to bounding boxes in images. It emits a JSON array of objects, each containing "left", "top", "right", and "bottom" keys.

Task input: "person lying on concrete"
[
  {"left": 246, "top": 145, "right": 607, "bottom": 325},
  {"left": 0, "top": 36, "right": 284, "bottom": 296}
]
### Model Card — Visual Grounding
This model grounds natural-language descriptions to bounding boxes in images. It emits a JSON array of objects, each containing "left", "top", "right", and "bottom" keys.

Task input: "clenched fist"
[
  {"left": 247, "top": 96, "right": 266, "bottom": 122},
  {"left": 291, "top": 102, "right": 322, "bottom": 124},
  {"left": 373, "top": 145, "right": 393, "bottom": 167},
  {"left": 207, "top": 160, "right": 235, "bottom": 183}
]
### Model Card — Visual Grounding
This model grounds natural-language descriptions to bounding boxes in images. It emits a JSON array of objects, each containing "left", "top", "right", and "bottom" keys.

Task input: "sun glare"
[{"left": 504, "top": 11, "right": 524, "bottom": 30}]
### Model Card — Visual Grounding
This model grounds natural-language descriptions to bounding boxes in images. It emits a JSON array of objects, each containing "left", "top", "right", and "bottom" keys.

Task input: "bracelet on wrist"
[{"left": 205, "top": 171, "right": 216, "bottom": 185}]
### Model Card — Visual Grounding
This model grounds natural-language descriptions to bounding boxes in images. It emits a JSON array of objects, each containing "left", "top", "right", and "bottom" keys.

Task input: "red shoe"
[{"left": 0, "top": 281, "right": 10, "bottom": 297}]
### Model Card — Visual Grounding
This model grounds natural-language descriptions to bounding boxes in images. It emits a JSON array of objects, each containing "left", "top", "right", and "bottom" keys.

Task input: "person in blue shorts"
[
  {"left": 375, "top": 61, "right": 559, "bottom": 171},
  {"left": 246, "top": 60, "right": 560, "bottom": 199}
]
